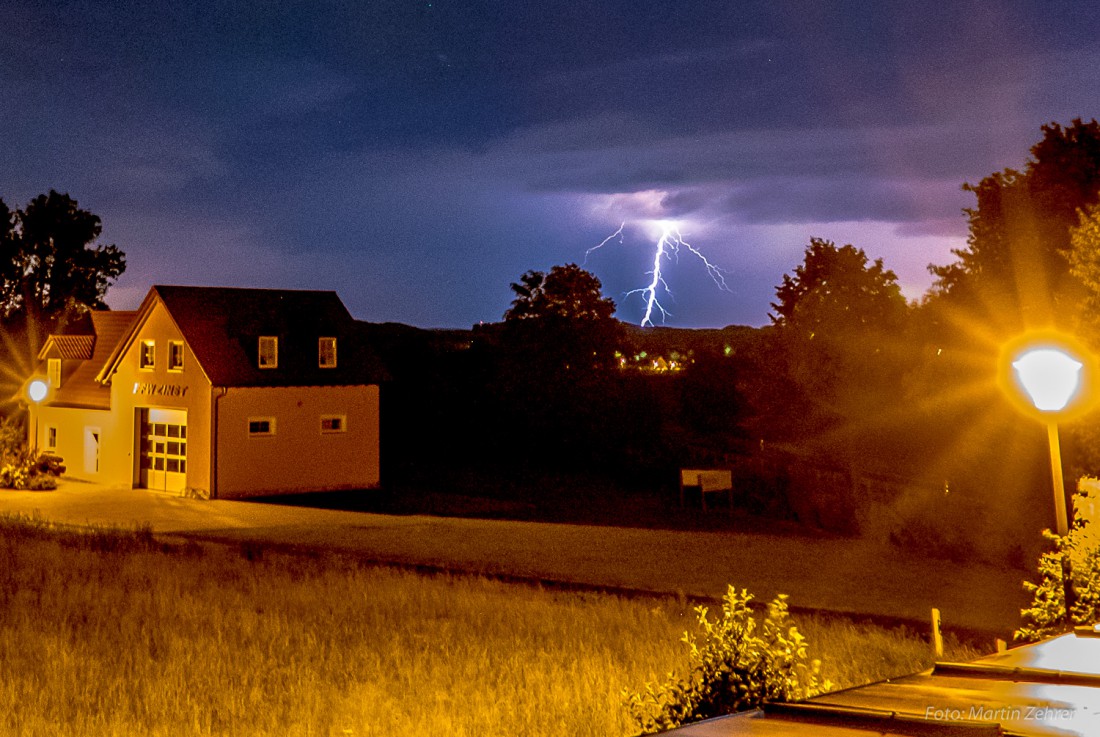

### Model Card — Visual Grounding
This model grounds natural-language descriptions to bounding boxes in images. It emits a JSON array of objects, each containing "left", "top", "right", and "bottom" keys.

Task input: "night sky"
[{"left": 4, "top": 0, "right": 1099, "bottom": 328}]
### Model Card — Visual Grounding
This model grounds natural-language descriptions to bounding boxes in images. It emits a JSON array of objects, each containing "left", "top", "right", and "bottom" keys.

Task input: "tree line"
[
  {"left": 379, "top": 119, "right": 1100, "bottom": 555},
  {"left": 11, "top": 121, "right": 1100, "bottom": 551}
]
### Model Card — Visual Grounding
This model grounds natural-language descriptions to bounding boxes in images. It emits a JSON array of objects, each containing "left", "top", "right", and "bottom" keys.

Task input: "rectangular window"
[
  {"left": 168, "top": 341, "right": 185, "bottom": 371},
  {"left": 258, "top": 336, "right": 278, "bottom": 369},
  {"left": 248, "top": 418, "right": 276, "bottom": 436},
  {"left": 45, "top": 426, "right": 57, "bottom": 451},
  {"left": 320, "top": 415, "right": 346, "bottom": 433},
  {"left": 48, "top": 358, "right": 61, "bottom": 388},
  {"left": 139, "top": 340, "right": 155, "bottom": 370},
  {"left": 318, "top": 337, "right": 337, "bottom": 368}
]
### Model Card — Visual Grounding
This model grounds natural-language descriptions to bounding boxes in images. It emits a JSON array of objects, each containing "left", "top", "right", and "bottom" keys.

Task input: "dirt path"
[{"left": 0, "top": 480, "right": 1031, "bottom": 637}]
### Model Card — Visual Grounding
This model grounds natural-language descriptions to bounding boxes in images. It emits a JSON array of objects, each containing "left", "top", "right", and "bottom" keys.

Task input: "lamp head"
[
  {"left": 999, "top": 331, "right": 1098, "bottom": 421},
  {"left": 27, "top": 379, "right": 48, "bottom": 403},
  {"left": 1012, "top": 349, "right": 1083, "bottom": 412}
]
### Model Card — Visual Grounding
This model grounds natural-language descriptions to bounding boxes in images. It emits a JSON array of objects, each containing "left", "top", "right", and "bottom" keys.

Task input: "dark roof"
[
  {"left": 664, "top": 628, "right": 1100, "bottom": 736},
  {"left": 145, "top": 286, "right": 386, "bottom": 387},
  {"left": 45, "top": 311, "right": 136, "bottom": 409},
  {"left": 39, "top": 334, "right": 94, "bottom": 360}
]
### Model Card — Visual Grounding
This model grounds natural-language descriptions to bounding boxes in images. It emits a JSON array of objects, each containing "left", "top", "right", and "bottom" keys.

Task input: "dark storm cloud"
[
  {"left": 3, "top": 0, "right": 1100, "bottom": 326},
  {"left": 720, "top": 175, "right": 959, "bottom": 226},
  {"left": 442, "top": 118, "right": 987, "bottom": 229}
]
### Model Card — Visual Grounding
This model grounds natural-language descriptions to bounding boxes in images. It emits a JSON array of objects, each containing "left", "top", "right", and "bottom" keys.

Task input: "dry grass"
[{"left": 0, "top": 515, "right": 981, "bottom": 736}]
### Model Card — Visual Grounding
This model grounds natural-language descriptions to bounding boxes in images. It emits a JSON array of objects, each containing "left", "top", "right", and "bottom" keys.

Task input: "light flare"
[{"left": 586, "top": 220, "right": 730, "bottom": 327}]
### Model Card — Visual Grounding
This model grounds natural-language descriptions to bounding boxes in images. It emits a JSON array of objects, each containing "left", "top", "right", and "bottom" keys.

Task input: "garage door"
[{"left": 138, "top": 408, "right": 187, "bottom": 492}]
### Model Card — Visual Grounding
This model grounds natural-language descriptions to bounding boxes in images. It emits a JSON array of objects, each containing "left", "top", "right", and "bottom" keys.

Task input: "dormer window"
[
  {"left": 48, "top": 358, "right": 61, "bottom": 388},
  {"left": 319, "top": 337, "right": 337, "bottom": 368},
  {"left": 139, "top": 340, "right": 155, "bottom": 370},
  {"left": 258, "top": 336, "right": 278, "bottom": 369}
]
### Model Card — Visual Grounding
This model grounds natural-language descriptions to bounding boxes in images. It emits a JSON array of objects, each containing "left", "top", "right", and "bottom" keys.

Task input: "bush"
[
  {"left": 1016, "top": 525, "right": 1100, "bottom": 643},
  {"left": 36, "top": 453, "right": 66, "bottom": 476},
  {"left": 24, "top": 474, "right": 57, "bottom": 491},
  {"left": 0, "top": 418, "right": 60, "bottom": 491},
  {"left": 0, "top": 461, "right": 30, "bottom": 489},
  {"left": 623, "top": 586, "right": 830, "bottom": 734}
]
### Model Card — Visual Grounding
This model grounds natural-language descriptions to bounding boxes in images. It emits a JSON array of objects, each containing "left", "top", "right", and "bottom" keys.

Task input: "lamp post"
[
  {"left": 1011, "top": 349, "right": 1082, "bottom": 536},
  {"left": 26, "top": 379, "right": 48, "bottom": 455},
  {"left": 1011, "top": 346, "right": 1084, "bottom": 627}
]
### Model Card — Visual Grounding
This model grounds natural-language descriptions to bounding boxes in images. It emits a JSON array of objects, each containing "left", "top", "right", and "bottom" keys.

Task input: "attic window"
[
  {"left": 168, "top": 341, "right": 184, "bottom": 372},
  {"left": 139, "top": 340, "right": 155, "bottom": 370},
  {"left": 319, "top": 337, "right": 337, "bottom": 368},
  {"left": 258, "top": 336, "right": 278, "bottom": 369},
  {"left": 48, "top": 358, "right": 61, "bottom": 389}
]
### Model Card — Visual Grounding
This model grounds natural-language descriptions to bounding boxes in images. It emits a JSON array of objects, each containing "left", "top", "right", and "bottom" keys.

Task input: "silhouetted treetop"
[
  {"left": 770, "top": 238, "right": 907, "bottom": 337},
  {"left": 504, "top": 263, "right": 615, "bottom": 322},
  {"left": 927, "top": 119, "right": 1100, "bottom": 330},
  {"left": 0, "top": 190, "right": 126, "bottom": 338}
]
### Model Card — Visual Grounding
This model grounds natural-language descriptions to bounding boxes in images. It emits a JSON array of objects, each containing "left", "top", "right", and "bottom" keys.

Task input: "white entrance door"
[
  {"left": 138, "top": 409, "right": 187, "bottom": 492},
  {"left": 84, "top": 428, "right": 100, "bottom": 475}
]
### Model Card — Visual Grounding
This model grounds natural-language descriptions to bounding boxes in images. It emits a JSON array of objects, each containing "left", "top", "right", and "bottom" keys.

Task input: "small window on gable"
[
  {"left": 139, "top": 340, "right": 155, "bottom": 370},
  {"left": 45, "top": 426, "right": 57, "bottom": 451},
  {"left": 319, "top": 337, "right": 337, "bottom": 368},
  {"left": 48, "top": 358, "right": 61, "bottom": 388},
  {"left": 168, "top": 341, "right": 184, "bottom": 371},
  {"left": 248, "top": 418, "right": 275, "bottom": 436},
  {"left": 258, "top": 336, "right": 278, "bottom": 369},
  {"left": 320, "top": 415, "right": 346, "bottom": 433}
]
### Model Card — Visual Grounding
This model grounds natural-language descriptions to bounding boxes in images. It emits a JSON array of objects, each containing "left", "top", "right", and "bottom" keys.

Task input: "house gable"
[
  {"left": 108, "top": 298, "right": 213, "bottom": 398},
  {"left": 99, "top": 286, "right": 385, "bottom": 389},
  {"left": 37, "top": 311, "right": 136, "bottom": 409}
]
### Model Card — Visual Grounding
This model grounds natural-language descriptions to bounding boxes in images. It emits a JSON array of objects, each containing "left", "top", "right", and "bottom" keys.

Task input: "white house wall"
[
  {"left": 215, "top": 385, "right": 380, "bottom": 498},
  {"left": 36, "top": 405, "right": 122, "bottom": 485},
  {"left": 109, "top": 302, "right": 214, "bottom": 493}
]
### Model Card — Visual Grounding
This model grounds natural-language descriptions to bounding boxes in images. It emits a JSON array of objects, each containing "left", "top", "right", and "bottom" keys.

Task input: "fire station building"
[{"left": 29, "top": 286, "right": 382, "bottom": 498}]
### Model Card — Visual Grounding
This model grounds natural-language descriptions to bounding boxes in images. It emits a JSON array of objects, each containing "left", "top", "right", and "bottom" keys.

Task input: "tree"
[
  {"left": 770, "top": 238, "right": 907, "bottom": 337},
  {"left": 500, "top": 262, "right": 622, "bottom": 372},
  {"left": 479, "top": 263, "right": 628, "bottom": 469},
  {"left": 1069, "top": 202, "right": 1100, "bottom": 331},
  {"left": 504, "top": 262, "right": 616, "bottom": 322},
  {"left": 769, "top": 238, "right": 911, "bottom": 444},
  {"left": 0, "top": 190, "right": 126, "bottom": 345},
  {"left": 927, "top": 119, "right": 1100, "bottom": 333}
]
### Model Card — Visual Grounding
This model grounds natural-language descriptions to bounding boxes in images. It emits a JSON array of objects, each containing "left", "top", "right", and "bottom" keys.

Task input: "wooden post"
[
  {"left": 931, "top": 608, "right": 944, "bottom": 658},
  {"left": 996, "top": 638, "right": 1007, "bottom": 653}
]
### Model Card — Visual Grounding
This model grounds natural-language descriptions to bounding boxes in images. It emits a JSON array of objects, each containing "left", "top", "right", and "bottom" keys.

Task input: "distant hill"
[
  {"left": 357, "top": 319, "right": 766, "bottom": 376},
  {"left": 620, "top": 323, "right": 764, "bottom": 358}
]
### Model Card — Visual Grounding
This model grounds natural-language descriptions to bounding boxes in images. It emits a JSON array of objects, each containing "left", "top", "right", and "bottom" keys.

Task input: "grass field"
[{"left": 0, "top": 515, "right": 981, "bottom": 736}]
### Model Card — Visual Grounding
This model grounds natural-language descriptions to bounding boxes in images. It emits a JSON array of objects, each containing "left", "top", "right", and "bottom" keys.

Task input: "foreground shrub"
[
  {"left": 24, "top": 474, "right": 57, "bottom": 491},
  {"left": 0, "top": 418, "right": 61, "bottom": 491},
  {"left": 623, "top": 586, "right": 829, "bottom": 734},
  {"left": 0, "top": 451, "right": 58, "bottom": 490},
  {"left": 1016, "top": 525, "right": 1100, "bottom": 642}
]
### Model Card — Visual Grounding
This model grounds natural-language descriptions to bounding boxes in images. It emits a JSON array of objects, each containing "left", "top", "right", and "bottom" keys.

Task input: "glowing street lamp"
[
  {"left": 26, "top": 379, "right": 48, "bottom": 454},
  {"left": 1006, "top": 339, "right": 1093, "bottom": 630},
  {"left": 1013, "top": 349, "right": 1084, "bottom": 414},
  {"left": 1011, "top": 347, "right": 1083, "bottom": 536}
]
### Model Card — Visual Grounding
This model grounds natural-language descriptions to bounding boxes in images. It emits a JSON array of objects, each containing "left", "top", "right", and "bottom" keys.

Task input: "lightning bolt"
[{"left": 587, "top": 220, "right": 730, "bottom": 327}]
